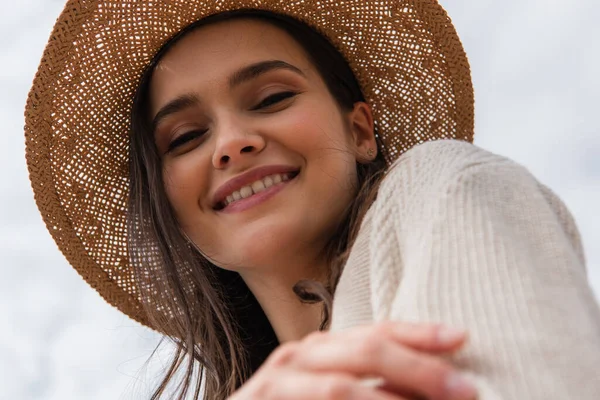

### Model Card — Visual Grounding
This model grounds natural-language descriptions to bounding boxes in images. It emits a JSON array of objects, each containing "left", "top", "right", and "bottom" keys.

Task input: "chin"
[
  {"left": 239, "top": 229, "right": 293, "bottom": 266},
  {"left": 219, "top": 222, "right": 310, "bottom": 271}
]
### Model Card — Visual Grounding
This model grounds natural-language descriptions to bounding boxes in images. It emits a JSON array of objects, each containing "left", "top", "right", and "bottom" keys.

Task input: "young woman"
[{"left": 25, "top": 1, "right": 600, "bottom": 400}]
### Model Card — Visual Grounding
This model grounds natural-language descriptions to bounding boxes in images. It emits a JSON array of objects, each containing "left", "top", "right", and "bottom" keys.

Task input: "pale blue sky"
[{"left": 2, "top": 0, "right": 599, "bottom": 398}]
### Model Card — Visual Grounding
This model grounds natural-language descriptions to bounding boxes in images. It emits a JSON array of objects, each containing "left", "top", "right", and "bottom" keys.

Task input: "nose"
[{"left": 211, "top": 119, "right": 266, "bottom": 169}]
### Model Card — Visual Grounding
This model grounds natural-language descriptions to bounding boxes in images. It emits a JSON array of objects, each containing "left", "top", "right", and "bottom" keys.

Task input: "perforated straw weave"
[{"left": 24, "top": 0, "right": 474, "bottom": 330}]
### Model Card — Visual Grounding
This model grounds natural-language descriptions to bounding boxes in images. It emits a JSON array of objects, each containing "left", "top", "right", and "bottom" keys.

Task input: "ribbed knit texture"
[{"left": 330, "top": 140, "right": 600, "bottom": 398}]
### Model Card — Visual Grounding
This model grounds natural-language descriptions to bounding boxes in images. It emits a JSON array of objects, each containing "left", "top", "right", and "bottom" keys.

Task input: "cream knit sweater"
[{"left": 330, "top": 140, "right": 600, "bottom": 399}]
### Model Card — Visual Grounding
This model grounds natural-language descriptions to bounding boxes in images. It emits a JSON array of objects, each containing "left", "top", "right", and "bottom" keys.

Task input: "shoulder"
[
  {"left": 389, "top": 138, "right": 499, "bottom": 169},
  {"left": 383, "top": 139, "right": 524, "bottom": 187},
  {"left": 377, "top": 139, "right": 539, "bottom": 204},
  {"left": 371, "top": 139, "right": 585, "bottom": 265}
]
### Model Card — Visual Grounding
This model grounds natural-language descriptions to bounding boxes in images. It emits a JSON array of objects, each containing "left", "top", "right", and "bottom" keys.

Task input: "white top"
[{"left": 330, "top": 140, "right": 600, "bottom": 399}]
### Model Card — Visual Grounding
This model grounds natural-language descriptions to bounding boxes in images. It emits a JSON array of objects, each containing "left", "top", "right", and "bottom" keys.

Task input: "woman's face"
[{"left": 149, "top": 19, "right": 374, "bottom": 272}]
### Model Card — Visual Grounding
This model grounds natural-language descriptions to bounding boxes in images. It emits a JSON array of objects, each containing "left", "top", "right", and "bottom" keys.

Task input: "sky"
[{"left": 1, "top": 0, "right": 599, "bottom": 399}]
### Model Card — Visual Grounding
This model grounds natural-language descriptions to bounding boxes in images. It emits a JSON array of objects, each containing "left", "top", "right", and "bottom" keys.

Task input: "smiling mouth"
[{"left": 214, "top": 170, "right": 299, "bottom": 211}]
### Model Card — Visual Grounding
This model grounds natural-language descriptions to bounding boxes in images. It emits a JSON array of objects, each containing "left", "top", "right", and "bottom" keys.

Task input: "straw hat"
[{"left": 24, "top": 0, "right": 474, "bottom": 330}]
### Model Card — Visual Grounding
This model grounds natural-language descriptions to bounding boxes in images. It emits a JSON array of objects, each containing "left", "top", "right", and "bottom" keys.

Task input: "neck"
[{"left": 239, "top": 259, "right": 328, "bottom": 343}]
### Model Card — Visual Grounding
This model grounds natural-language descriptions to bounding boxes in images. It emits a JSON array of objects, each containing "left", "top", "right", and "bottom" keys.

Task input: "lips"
[{"left": 212, "top": 165, "right": 300, "bottom": 210}]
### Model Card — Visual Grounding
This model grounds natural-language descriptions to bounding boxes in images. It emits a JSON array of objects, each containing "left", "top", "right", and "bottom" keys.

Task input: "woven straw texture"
[{"left": 24, "top": 0, "right": 474, "bottom": 330}]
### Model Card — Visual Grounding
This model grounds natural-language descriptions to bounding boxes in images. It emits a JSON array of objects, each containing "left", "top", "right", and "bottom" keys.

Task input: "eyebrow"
[
  {"left": 151, "top": 60, "right": 305, "bottom": 134},
  {"left": 228, "top": 60, "right": 305, "bottom": 88},
  {"left": 151, "top": 93, "right": 199, "bottom": 135}
]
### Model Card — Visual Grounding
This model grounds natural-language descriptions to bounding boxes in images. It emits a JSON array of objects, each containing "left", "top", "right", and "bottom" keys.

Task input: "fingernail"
[
  {"left": 437, "top": 327, "right": 466, "bottom": 344},
  {"left": 445, "top": 373, "right": 477, "bottom": 399}
]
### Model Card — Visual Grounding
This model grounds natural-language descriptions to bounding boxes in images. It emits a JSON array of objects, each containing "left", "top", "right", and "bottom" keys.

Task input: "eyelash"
[
  {"left": 251, "top": 91, "right": 297, "bottom": 110},
  {"left": 166, "top": 91, "right": 297, "bottom": 153},
  {"left": 167, "top": 129, "right": 207, "bottom": 153}
]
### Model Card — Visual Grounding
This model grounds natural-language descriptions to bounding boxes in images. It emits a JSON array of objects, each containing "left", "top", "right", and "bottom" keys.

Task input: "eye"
[
  {"left": 251, "top": 91, "right": 297, "bottom": 111},
  {"left": 166, "top": 129, "right": 207, "bottom": 154}
]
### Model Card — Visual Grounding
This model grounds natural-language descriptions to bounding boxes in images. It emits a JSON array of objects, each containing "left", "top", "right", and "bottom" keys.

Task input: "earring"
[{"left": 367, "top": 148, "right": 375, "bottom": 158}]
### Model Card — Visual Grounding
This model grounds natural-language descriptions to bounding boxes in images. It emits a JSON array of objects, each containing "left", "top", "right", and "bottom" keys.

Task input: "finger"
[
  {"left": 315, "top": 373, "right": 412, "bottom": 400},
  {"left": 391, "top": 323, "right": 468, "bottom": 352},
  {"left": 357, "top": 376, "right": 419, "bottom": 399},
  {"left": 358, "top": 377, "right": 420, "bottom": 398},
  {"left": 291, "top": 337, "right": 476, "bottom": 400},
  {"left": 263, "top": 370, "right": 411, "bottom": 400},
  {"left": 343, "top": 321, "right": 468, "bottom": 353}
]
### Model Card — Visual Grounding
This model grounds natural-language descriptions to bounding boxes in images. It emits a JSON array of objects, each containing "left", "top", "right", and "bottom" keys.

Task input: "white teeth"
[
  {"left": 263, "top": 176, "right": 274, "bottom": 188},
  {"left": 240, "top": 186, "right": 253, "bottom": 199},
  {"left": 251, "top": 180, "right": 266, "bottom": 193},
  {"left": 222, "top": 172, "right": 294, "bottom": 207}
]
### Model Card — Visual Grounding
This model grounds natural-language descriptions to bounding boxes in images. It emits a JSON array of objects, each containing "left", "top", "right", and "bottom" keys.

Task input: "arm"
[{"left": 371, "top": 141, "right": 600, "bottom": 399}]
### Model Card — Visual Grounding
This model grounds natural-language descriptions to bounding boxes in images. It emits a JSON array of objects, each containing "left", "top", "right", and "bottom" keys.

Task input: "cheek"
[
  {"left": 282, "top": 101, "right": 354, "bottom": 160},
  {"left": 162, "top": 155, "right": 210, "bottom": 228},
  {"left": 282, "top": 100, "right": 359, "bottom": 222},
  {"left": 297, "top": 102, "right": 357, "bottom": 175}
]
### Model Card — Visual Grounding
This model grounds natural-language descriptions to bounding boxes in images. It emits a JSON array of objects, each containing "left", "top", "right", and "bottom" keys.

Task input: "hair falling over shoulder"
[{"left": 128, "top": 10, "right": 387, "bottom": 400}]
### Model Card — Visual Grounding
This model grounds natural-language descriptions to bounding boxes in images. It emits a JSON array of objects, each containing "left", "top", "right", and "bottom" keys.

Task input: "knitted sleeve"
[{"left": 368, "top": 140, "right": 600, "bottom": 399}]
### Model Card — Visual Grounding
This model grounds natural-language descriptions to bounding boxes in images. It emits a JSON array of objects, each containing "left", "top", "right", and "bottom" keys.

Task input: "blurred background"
[{"left": 1, "top": 0, "right": 599, "bottom": 398}]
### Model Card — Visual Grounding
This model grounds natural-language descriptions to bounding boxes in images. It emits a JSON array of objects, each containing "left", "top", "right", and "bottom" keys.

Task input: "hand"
[{"left": 228, "top": 321, "right": 477, "bottom": 400}]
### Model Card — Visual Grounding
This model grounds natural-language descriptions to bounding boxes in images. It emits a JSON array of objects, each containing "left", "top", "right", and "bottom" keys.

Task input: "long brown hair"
[{"left": 128, "top": 9, "right": 387, "bottom": 400}]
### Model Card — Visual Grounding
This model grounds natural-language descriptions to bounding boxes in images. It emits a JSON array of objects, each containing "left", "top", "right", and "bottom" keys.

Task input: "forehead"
[{"left": 151, "top": 18, "right": 312, "bottom": 88}]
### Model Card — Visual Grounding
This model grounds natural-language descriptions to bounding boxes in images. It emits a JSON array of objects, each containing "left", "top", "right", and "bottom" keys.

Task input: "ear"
[{"left": 348, "top": 102, "right": 377, "bottom": 163}]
